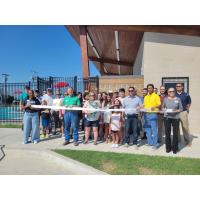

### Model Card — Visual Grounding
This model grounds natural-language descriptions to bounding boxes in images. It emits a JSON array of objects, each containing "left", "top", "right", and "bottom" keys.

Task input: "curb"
[
  {"left": 4, "top": 148, "right": 108, "bottom": 175},
  {"left": 40, "top": 150, "right": 108, "bottom": 175}
]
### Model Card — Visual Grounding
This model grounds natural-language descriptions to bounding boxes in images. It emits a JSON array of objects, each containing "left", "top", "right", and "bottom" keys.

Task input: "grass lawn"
[
  {"left": 54, "top": 149, "right": 200, "bottom": 175},
  {"left": 0, "top": 124, "right": 22, "bottom": 128}
]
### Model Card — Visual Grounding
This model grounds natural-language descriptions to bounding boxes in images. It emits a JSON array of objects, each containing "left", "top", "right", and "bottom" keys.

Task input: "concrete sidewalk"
[
  {"left": 0, "top": 128, "right": 107, "bottom": 175},
  {"left": 0, "top": 128, "right": 200, "bottom": 174}
]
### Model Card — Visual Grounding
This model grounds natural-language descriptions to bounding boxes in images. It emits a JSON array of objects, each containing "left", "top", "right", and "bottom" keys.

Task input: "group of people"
[{"left": 19, "top": 82, "right": 192, "bottom": 154}]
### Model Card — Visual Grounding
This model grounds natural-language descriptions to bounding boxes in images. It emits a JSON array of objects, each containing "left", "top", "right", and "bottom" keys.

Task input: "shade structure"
[{"left": 66, "top": 25, "right": 200, "bottom": 76}]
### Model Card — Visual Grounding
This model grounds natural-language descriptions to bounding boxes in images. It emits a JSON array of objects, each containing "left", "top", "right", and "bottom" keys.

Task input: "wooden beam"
[
  {"left": 89, "top": 56, "right": 133, "bottom": 67},
  {"left": 65, "top": 25, "right": 80, "bottom": 44},
  {"left": 79, "top": 26, "right": 90, "bottom": 78},
  {"left": 87, "top": 25, "right": 200, "bottom": 37},
  {"left": 99, "top": 63, "right": 106, "bottom": 75}
]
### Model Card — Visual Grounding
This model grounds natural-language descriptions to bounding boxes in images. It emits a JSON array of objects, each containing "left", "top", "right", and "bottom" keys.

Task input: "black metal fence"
[{"left": 0, "top": 76, "right": 99, "bottom": 125}]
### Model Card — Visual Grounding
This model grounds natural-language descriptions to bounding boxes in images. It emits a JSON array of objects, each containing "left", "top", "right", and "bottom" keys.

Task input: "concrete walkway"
[
  {"left": 0, "top": 128, "right": 106, "bottom": 175},
  {"left": 0, "top": 128, "right": 200, "bottom": 174}
]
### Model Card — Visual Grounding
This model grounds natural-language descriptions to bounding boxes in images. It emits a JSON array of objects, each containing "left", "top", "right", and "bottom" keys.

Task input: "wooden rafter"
[{"left": 89, "top": 56, "right": 133, "bottom": 67}]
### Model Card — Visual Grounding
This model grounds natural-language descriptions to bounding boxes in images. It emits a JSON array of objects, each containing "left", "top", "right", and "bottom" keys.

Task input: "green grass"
[
  {"left": 0, "top": 124, "right": 22, "bottom": 128},
  {"left": 54, "top": 149, "right": 200, "bottom": 175}
]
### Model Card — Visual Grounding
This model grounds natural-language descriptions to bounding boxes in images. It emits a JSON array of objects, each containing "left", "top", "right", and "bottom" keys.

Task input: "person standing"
[
  {"left": 102, "top": 94, "right": 112, "bottom": 143},
  {"left": 123, "top": 86, "right": 142, "bottom": 149},
  {"left": 175, "top": 83, "right": 192, "bottom": 146},
  {"left": 21, "top": 90, "right": 41, "bottom": 144},
  {"left": 141, "top": 88, "right": 148, "bottom": 140},
  {"left": 19, "top": 85, "right": 30, "bottom": 132},
  {"left": 34, "top": 89, "right": 42, "bottom": 103},
  {"left": 19, "top": 85, "right": 30, "bottom": 111},
  {"left": 118, "top": 88, "right": 126, "bottom": 144},
  {"left": 144, "top": 84, "right": 161, "bottom": 149},
  {"left": 62, "top": 87, "right": 81, "bottom": 146},
  {"left": 109, "top": 105, "right": 122, "bottom": 148},
  {"left": 157, "top": 86, "right": 167, "bottom": 143},
  {"left": 83, "top": 92, "right": 101, "bottom": 145},
  {"left": 163, "top": 88, "right": 183, "bottom": 154},
  {"left": 52, "top": 90, "right": 63, "bottom": 135},
  {"left": 42, "top": 88, "right": 53, "bottom": 106}
]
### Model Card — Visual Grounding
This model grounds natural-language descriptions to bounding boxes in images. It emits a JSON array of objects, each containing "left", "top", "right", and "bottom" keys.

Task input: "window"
[{"left": 162, "top": 77, "right": 189, "bottom": 93}]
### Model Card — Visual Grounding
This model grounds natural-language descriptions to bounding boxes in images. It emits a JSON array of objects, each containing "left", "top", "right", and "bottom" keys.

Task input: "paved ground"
[
  {"left": 0, "top": 128, "right": 106, "bottom": 175},
  {"left": 0, "top": 128, "right": 200, "bottom": 174}
]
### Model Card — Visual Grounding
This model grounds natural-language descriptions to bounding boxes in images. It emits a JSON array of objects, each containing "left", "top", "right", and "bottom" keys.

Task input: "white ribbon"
[{"left": 31, "top": 105, "right": 174, "bottom": 113}]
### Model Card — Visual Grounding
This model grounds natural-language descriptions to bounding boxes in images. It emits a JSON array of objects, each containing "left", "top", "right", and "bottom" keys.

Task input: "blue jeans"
[
  {"left": 23, "top": 112, "right": 40, "bottom": 143},
  {"left": 64, "top": 111, "right": 79, "bottom": 142},
  {"left": 143, "top": 113, "right": 148, "bottom": 131},
  {"left": 124, "top": 115, "right": 138, "bottom": 144},
  {"left": 145, "top": 113, "right": 158, "bottom": 146}
]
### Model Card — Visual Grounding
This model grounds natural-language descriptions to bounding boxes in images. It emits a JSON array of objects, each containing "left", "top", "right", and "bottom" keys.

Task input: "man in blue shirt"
[
  {"left": 175, "top": 83, "right": 192, "bottom": 146},
  {"left": 123, "top": 86, "right": 142, "bottom": 149}
]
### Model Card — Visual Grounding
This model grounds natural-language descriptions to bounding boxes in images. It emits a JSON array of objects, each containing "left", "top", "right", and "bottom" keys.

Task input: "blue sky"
[{"left": 0, "top": 25, "right": 99, "bottom": 83}]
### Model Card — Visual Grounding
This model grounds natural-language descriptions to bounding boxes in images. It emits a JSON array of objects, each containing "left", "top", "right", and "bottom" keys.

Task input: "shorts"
[
  {"left": 42, "top": 117, "right": 50, "bottom": 128},
  {"left": 111, "top": 130, "right": 120, "bottom": 133},
  {"left": 84, "top": 119, "right": 99, "bottom": 128}
]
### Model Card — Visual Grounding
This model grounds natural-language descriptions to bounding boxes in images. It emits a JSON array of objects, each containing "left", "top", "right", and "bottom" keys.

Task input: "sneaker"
[
  {"left": 40, "top": 134, "right": 45, "bottom": 138},
  {"left": 186, "top": 142, "right": 192, "bottom": 147},
  {"left": 74, "top": 142, "right": 79, "bottom": 146},
  {"left": 83, "top": 141, "right": 88, "bottom": 144},
  {"left": 111, "top": 144, "right": 115, "bottom": 148},
  {"left": 115, "top": 144, "right": 119, "bottom": 148},
  {"left": 33, "top": 140, "right": 39, "bottom": 144},
  {"left": 62, "top": 141, "right": 70, "bottom": 146},
  {"left": 152, "top": 145, "right": 159, "bottom": 150},
  {"left": 133, "top": 145, "right": 139, "bottom": 150},
  {"left": 124, "top": 143, "right": 129, "bottom": 147},
  {"left": 22, "top": 141, "right": 28, "bottom": 144}
]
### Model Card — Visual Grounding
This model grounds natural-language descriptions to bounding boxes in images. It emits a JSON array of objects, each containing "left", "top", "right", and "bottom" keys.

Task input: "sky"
[{"left": 0, "top": 25, "right": 99, "bottom": 83}]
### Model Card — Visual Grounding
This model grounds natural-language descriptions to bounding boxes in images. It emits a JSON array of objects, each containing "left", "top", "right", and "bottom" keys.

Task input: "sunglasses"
[
  {"left": 128, "top": 90, "right": 134, "bottom": 92},
  {"left": 168, "top": 91, "right": 175, "bottom": 93}
]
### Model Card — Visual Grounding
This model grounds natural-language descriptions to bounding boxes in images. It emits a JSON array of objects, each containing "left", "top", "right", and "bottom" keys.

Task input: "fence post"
[
  {"left": 36, "top": 76, "right": 39, "bottom": 91},
  {"left": 49, "top": 76, "right": 53, "bottom": 93},
  {"left": 96, "top": 76, "right": 99, "bottom": 92},
  {"left": 74, "top": 76, "right": 77, "bottom": 93}
]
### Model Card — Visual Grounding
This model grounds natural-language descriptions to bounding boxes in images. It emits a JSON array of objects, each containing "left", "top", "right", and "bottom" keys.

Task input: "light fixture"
[
  {"left": 116, "top": 50, "right": 120, "bottom": 61},
  {"left": 87, "top": 33, "right": 93, "bottom": 47},
  {"left": 93, "top": 47, "right": 100, "bottom": 58},
  {"left": 114, "top": 31, "right": 119, "bottom": 50},
  {"left": 118, "top": 65, "right": 121, "bottom": 75}
]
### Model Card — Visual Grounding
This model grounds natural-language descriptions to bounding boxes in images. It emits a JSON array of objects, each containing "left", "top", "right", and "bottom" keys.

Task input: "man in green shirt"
[{"left": 62, "top": 87, "right": 81, "bottom": 146}]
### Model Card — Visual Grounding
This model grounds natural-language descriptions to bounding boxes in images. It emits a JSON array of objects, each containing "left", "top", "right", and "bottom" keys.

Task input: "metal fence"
[{"left": 0, "top": 76, "right": 99, "bottom": 124}]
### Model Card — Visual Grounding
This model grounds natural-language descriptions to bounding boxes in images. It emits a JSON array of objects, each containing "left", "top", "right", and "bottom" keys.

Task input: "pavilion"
[{"left": 66, "top": 25, "right": 200, "bottom": 134}]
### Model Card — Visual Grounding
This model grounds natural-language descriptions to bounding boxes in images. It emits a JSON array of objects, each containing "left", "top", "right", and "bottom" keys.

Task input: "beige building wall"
[{"left": 143, "top": 32, "right": 200, "bottom": 134}]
